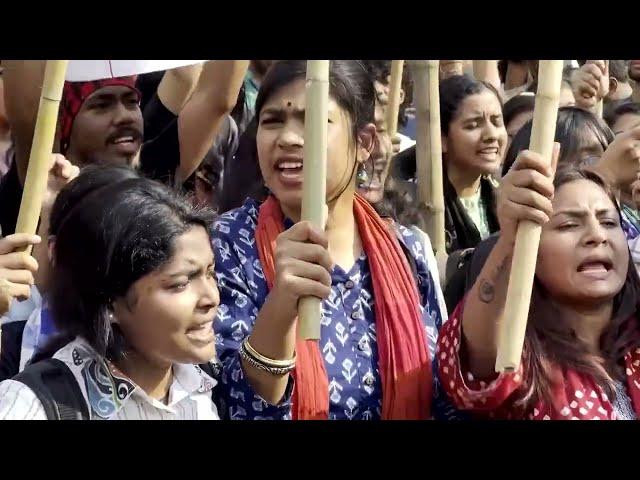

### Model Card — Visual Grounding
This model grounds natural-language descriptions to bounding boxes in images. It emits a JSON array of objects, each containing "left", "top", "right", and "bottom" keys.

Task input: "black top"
[
  {"left": 219, "top": 117, "right": 265, "bottom": 213},
  {"left": 443, "top": 171, "right": 500, "bottom": 253},
  {"left": 138, "top": 118, "right": 181, "bottom": 186},
  {"left": 143, "top": 91, "right": 178, "bottom": 142},
  {"left": 136, "top": 71, "right": 166, "bottom": 114},
  {"left": 0, "top": 158, "right": 22, "bottom": 237},
  {"left": 443, "top": 233, "right": 499, "bottom": 314}
]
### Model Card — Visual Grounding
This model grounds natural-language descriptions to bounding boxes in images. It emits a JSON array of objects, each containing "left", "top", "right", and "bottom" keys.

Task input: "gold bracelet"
[
  {"left": 239, "top": 347, "right": 295, "bottom": 376},
  {"left": 242, "top": 338, "right": 296, "bottom": 369}
]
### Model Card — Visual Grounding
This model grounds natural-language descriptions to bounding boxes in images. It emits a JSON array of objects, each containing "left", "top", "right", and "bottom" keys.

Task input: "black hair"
[
  {"left": 439, "top": 74, "right": 503, "bottom": 136},
  {"left": 502, "top": 106, "right": 615, "bottom": 176},
  {"left": 503, "top": 94, "right": 536, "bottom": 131},
  {"left": 49, "top": 167, "right": 214, "bottom": 360},
  {"left": 362, "top": 60, "right": 391, "bottom": 84},
  {"left": 360, "top": 59, "right": 411, "bottom": 127},
  {"left": 604, "top": 102, "right": 640, "bottom": 131},
  {"left": 259, "top": 61, "right": 375, "bottom": 203},
  {"left": 219, "top": 117, "right": 265, "bottom": 213},
  {"left": 48, "top": 165, "right": 140, "bottom": 237},
  {"left": 31, "top": 166, "right": 142, "bottom": 363},
  {"left": 255, "top": 60, "right": 375, "bottom": 141}
]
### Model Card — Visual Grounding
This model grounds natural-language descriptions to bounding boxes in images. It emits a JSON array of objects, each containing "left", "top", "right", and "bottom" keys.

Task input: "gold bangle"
[
  {"left": 242, "top": 338, "right": 296, "bottom": 369},
  {"left": 239, "top": 347, "right": 295, "bottom": 376}
]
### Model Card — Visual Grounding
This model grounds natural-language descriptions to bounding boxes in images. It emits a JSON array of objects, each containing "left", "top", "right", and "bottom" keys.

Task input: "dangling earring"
[{"left": 356, "top": 163, "right": 369, "bottom": 188}]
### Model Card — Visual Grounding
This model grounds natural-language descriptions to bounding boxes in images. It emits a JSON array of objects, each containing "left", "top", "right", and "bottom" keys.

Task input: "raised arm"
[
  {"left": 473, "top": 60, "right": 501, "bottom": 93},
  {"left": 2, "top": 61, "right": 47, "bottom": 184},
  {"left": 462, "top": 149, "right": 556, "bottom": 378},
  {"left": 176, "top": 60, "right": 249, "bottom": 184},
  {"left": 156, "top": 63, "right": 203, "bottom": 115}
]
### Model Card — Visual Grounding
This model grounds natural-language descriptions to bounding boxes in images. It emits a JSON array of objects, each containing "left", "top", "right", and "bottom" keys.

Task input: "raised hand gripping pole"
[{"left": 0, "top": 61, "right": 68, "bottom": 325}]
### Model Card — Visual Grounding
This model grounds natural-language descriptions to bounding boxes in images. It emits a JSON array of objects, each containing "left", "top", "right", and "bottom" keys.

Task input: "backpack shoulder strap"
[
  {"left": 13, "top": 358, "right": 89, "bottom": 420},
  {"left": 199, "top": 361, "right": 222, "bottom": 382}
]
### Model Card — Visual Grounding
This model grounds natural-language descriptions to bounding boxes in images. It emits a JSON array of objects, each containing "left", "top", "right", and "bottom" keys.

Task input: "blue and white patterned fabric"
[
  {"left": 213, "top": 198, "right": 462, "bottom": 420},
  {"left": 621, "top": 206, "right": 640, "bottom": 241},
  {"left": 0, "top": 286, "right": 57, "bottom": 372},
  {"left": 0, "top": 286, "right": 292, "bottom": 420}
]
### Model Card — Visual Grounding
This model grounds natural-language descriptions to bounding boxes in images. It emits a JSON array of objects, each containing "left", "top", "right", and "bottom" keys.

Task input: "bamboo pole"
[
  {"left": 411, "top": 61, "right": 446, "bottom": 255},
  {"left": 386, "top": 60, "right": 404, "bottom": 139},
  {"left": 427, "top": 61, "right": 445, "bottom": 255},
  {"left": 15, "top": 60, "right": 69, "bottom": 251},
  {"left": 411, "top": 61, "right": 431, "bottom": 209},
  {"left": 0, "top": 60, "right": 68, "bottom": 318},
  {"left": 298, "top": 60, "right": 330, "bottom": 340},
  {"left": 495, "top": 60, "right": 563, "bottom": 372}
]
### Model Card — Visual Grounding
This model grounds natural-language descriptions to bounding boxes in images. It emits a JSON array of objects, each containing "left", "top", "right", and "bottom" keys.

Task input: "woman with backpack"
[{"left": 0, "top": 166, "right": 291, "bottom": 419}]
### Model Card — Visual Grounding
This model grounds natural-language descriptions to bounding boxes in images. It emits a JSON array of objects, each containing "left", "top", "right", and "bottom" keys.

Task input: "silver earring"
[{"left": 356, "top": 164, "right": 369, "bottom": 187}]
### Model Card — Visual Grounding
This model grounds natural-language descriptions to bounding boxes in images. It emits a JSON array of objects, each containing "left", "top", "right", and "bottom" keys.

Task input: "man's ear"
[
  {"left": 399, "top": 88, "right": 405, "bottom": 105},
  {"left": 441, "top": 134, "right": 448, "bottom": 154}
]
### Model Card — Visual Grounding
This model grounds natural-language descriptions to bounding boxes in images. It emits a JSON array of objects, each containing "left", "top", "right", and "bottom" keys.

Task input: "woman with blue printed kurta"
[{"left": 213, "top": 60, "right": 457, "bottom": 420}]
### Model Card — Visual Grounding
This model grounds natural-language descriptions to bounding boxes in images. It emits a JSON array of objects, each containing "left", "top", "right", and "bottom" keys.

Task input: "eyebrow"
[
  {"left": 166, "top": 267, "right": 201, "bottom": 278},
  {"left": 614, "top": 121, "right": 640, "bottom": 135},
  {"left": 261, "top": 106, "right": 305, "bottom": 120},
  {"left": 164, "top": 257, "right": 214, "bottom": 277},
  {"left": 462, "top": 115, "right": 485, "bottom": 122},
  {"left": 87, "top": 91, "right": 139, "bottom": 103},
  {"left": 87, "top": 93, "right": 116, "bottom": 103},
  {"left": 553, "top": 207, "right": 617, "bottom": 218}
]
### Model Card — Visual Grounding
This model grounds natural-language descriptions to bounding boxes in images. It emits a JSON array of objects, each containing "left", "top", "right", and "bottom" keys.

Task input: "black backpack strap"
[
  {"left": 199, "top": 361, "right": 226, "bottom": 418},
  {"left": 13, "top": 358, "right": 90, "bottom": 420},
  {"left": 199, "top": 361, "right": 222, "bottom": 381}
]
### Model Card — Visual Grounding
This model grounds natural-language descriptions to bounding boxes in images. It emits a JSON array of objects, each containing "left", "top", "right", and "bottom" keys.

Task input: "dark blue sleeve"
[{"left": 212, "top": 214, "right": 292, "bottom": 420}]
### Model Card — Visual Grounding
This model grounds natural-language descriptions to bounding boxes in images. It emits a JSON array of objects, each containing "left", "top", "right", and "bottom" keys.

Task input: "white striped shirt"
[{"left": 0, "top": 338, "right": 220, "bottom": 420}]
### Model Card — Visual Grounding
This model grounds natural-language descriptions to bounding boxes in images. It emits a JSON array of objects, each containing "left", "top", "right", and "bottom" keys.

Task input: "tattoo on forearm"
[
  {"left": 478, "top": 280, "right": 495, "bottom": 303},
  {"left": 476, "top": 253, "right": 511, "bottom": 304}
]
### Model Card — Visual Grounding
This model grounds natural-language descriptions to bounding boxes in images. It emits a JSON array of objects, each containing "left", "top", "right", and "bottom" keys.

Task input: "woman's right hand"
[
  {"left": 496, "top": 147, "right": 558, "bottom": 242},
  {"left": 243, "top": 221, "right": 333, "bottom": 403},
  {"left": 0, "top": 234, "right": 41, "bottom": 308},
  {"left": 269, "top": 221, "right": 333, "bottom": 324}
]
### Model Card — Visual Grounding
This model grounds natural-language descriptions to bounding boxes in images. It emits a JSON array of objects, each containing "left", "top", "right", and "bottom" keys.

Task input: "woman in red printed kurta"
[{"left": 438, "top": 150, "right": 640, "bottom": 420}]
